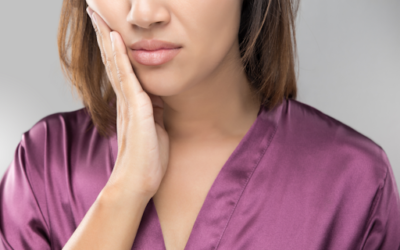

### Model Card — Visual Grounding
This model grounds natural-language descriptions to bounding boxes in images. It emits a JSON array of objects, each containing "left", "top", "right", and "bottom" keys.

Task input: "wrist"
[{"left": 98, "top": 183, "right": 153, "bottom": 208}]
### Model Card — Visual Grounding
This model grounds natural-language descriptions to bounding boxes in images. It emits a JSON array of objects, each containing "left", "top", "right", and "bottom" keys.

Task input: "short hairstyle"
[{"left": 57, "top": 0, "right": 300, "bottom": 137}]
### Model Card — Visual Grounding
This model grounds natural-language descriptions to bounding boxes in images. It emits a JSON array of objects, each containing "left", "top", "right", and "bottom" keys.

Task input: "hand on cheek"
[{"left": 84, "top": 6, "right": 170, "bottom": 197}]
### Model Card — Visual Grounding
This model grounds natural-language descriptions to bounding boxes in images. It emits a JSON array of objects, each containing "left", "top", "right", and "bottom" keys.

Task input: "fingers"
[
  {"left": 89, "top": 11, "right": 123, "bottom": 100},
  {"left": 87, "top": 7, "right": 146, "bottom": 112},
  {"left": 110, "top": 31, "right": 145, "bottom": 103}
]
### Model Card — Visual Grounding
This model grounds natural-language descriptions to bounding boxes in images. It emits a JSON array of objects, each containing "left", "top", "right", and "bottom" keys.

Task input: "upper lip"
[{"left": 130, "top": 39, "right": 182, "bottom": 51}]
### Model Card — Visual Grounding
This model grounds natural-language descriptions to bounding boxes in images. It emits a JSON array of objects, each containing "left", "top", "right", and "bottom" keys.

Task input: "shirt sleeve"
[
  {"left": 361, "top": 149, "right": 400, "bottom": 250},
  {"left": 0, "top": 140, "right": 51, "bottom": 250}
]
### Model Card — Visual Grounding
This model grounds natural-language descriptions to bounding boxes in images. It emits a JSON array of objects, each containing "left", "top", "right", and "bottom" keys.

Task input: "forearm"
[{"left": 62, "top": 185, "right": 151, "bottom": 250}]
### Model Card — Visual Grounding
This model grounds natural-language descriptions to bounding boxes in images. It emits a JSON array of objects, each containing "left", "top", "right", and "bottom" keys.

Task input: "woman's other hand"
[{"left": 86, "top": 7, "right": 170, "bottom": 200}]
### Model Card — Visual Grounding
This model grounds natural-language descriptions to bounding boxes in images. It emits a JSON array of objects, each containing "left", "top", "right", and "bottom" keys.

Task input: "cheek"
[
  {"left": 179, "top": 0, "right": 242, "bottom": 73},
  {"left": 181, "top": 0, "right": 240, "bottom": 44}
]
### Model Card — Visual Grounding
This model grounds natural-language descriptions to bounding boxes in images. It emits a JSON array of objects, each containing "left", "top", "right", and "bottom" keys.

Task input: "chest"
[{"left": 151, "top": 140, "right": 240, "bottom": 250}]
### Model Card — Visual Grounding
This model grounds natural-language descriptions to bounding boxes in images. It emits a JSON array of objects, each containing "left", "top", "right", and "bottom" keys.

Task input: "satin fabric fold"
[{"left": 1, "top": 98, "right": 399, "bottom": 250}]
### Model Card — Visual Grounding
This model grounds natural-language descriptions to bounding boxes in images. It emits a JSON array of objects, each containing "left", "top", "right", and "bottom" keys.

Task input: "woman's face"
[{"left": 86, "top": 0, "right": 244, "bottom": 97}]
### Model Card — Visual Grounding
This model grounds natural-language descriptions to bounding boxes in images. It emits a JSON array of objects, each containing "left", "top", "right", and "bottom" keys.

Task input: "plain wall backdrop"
[{"left": 1, "top": 0, "right": 399, "bottom": 192}]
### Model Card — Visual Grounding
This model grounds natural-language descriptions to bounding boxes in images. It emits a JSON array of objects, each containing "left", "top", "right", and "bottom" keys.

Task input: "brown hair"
[{"left": 57, "top": 0, "right": 300, "bottom": 137}]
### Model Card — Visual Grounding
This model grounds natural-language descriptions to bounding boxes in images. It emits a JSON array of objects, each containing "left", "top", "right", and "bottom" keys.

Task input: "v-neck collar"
[{"left": 109, "top": 99, "right": 285, "bottom": 250}]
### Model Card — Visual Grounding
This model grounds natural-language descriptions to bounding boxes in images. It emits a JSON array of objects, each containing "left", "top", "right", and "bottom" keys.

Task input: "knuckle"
[
  {"left": 105, "top": 64, "right": 115, "bottom": 84},
  {"left": 100, "top": 53, "right": 107, "bottom": 65},
  {"left": 96, "top": 27, "right": 103, "bottom": 38},
  {"left": 105, "top": 61, "right": 112, "bottom": 72},
  {"left": 116, "top": 69, "right": 125, "bottom": 83},
  {"left": 112, "top": 48, "right": 118, "bottom": 58},
  {"left": 105, "top": 56, "right": 113, "bottom": 68},
  {"left": 93, "top": 24, "right": 99, "bottom": 33}
]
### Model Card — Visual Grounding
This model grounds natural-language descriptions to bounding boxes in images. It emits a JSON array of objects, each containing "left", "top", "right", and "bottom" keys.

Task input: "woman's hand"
[{"left": 86, "top": 7, "right": 170, "bottom": 199}]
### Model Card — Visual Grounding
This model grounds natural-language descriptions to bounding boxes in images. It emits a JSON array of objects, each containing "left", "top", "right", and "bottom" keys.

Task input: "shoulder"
[
  {"left": 278, "top": 98, "right": 389, "bottom": 185},
  {"left": 17, "top": 108, "right": 99, "bottom": 173},
  {"left": 19, "top": 107, "right": 101, "bottom": 154},
  {"left": 23, "top": 108, "right": 93, "bottom": 144}
]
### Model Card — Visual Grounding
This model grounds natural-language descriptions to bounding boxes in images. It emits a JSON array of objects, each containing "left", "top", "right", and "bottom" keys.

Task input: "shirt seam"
[
  {"left": 359, "top": 148, "right": 389, "bottom": 250},
  {"left": 214, "top": 113, "right": 280, "bottom": 249}
]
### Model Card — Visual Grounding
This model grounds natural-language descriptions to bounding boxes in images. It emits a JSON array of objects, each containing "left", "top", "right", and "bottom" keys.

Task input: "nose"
[{"left": 127, "top": 0, "right": 170, "bottom": 29}]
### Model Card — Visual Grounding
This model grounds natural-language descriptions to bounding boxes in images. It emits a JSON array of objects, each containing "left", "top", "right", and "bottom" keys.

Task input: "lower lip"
[{"left": 131, "top": 48, "right": 181, "bottom": 66}]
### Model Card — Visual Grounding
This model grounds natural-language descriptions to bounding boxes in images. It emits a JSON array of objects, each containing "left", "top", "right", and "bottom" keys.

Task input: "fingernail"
[
  {"left": 86, "top": 7, "right": 97, "bottom": 29},
  {"left": 86, "top": 7, "right": 93, "bottom": 18}
]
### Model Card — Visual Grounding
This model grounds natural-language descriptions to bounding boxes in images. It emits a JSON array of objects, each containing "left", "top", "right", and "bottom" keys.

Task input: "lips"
[
  {"left": 130, "top": 39, "right": 182, "bottom": 51},
  {"left": 130, "top": 39, "right": 182, "bottom": 66},
  {"left": 130, "top": 48, "right": 181, "bottom": 66}
]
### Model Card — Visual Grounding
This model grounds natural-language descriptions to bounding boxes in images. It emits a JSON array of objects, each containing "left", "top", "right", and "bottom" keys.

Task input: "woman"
[{"left": 0, "top": 0, "right": 399, "bottom": 249}]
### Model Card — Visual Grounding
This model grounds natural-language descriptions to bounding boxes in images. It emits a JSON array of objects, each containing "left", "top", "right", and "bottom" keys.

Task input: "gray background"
[{"left": 1, "top": 0, "right": 399, "bottom": 191}]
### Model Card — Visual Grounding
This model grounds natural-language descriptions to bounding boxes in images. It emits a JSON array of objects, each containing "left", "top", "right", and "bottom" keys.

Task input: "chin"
[
  {"left": 140, "top": 79, "right": 184, "bottom": 97},
  {"left": 135, "top": 68, "right": 191, "bottom": 97}
]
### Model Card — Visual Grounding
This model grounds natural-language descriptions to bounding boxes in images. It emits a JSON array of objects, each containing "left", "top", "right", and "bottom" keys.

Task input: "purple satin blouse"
[{"left": 1, "top": 98, "right": 400, "bottom": 250}]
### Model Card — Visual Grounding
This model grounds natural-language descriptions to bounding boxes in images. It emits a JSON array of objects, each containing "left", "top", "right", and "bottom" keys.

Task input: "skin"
[
  {"left": 86, "top": 0, "right": 261, "bottom": 138},
  {"left": 83, "top": 0, "right": 262, "bottom": 249}
]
